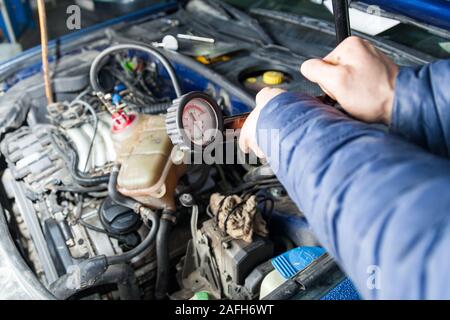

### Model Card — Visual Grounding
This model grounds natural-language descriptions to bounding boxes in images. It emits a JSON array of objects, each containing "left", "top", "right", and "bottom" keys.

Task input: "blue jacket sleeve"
[
  {"left": 391, "top": 59, "right": 450, "bottom": 158},
  {"left": 257, "top": 92, "right": 450, "bottom": 299}
]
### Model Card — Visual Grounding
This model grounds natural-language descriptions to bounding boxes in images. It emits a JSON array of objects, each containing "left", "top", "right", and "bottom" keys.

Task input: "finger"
[
  {"left": 301, "top": 58, "right": 338, "bottom": 84},
  {"left": 318, "top": 84, "right": 336, "bottom": 100},
  {"left": 238, "top": 133, "right": 250, "bottom": 154},
  {"left": 301, "top": 59, "right": 345, "bottom": 95},
  {"left": 256, "top": 87, "right": 286, "bottom": 108},
  {"left": 253, "top": 145, "right": 266, "bottom": 159}
]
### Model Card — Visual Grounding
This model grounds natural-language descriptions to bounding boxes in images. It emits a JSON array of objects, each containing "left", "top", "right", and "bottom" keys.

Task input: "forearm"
[
  {"left": 257, "top": 92, "right": 450, "bottom": 299},
  {"left": 390, "top": 60, "right": 450, "bottom": 158}
]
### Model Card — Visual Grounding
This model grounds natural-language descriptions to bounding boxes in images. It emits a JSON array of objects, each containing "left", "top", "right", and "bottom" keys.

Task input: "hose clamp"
[{"left": 161, "top": 212, "right": 177, "bottom": 224}]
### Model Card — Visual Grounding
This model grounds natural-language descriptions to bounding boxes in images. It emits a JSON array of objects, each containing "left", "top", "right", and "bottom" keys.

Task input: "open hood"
[{"left": 361, "top": 0, "right": 450, "bottom": 31}]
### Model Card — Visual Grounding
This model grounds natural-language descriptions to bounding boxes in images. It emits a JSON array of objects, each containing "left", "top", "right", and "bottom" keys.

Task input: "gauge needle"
[
  {"left": 189, "top": 112, "right": 203, "bottom": 140},
  {"left": 190, "top": 110, "right": 202, "bottom": 123}
]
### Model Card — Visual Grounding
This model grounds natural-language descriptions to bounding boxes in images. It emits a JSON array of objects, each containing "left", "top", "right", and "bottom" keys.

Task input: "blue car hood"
[{"left": 363, "top": 0, "right": 450, "bottom": 31}]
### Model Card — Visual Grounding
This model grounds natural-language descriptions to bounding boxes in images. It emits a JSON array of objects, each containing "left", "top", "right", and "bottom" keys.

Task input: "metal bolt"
[
  {"left": 270, "top": 187, "right": 285, "bottom": 199},
  {"left": 179, "top": 193, "right": 194, "bottom": 207}
]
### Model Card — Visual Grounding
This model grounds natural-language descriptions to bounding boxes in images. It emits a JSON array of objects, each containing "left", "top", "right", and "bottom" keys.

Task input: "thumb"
[
  {"left": 301, "top": 58, "right": 336, "bottom": 82},
  {"left": 301, "top": 58, "right": 343, "bottom": 98}
]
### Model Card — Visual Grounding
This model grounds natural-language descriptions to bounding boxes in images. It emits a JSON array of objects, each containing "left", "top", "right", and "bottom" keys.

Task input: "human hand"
[
  {"left": 301, "top": 36, "right": 399, "bottom": 124},
  {"left": 239, "top": 87, "right": 286, "bottom": 158}
]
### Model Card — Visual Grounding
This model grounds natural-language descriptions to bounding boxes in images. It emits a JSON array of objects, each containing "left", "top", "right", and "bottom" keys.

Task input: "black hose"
[
  {"left": 50, "top": 257, "right": 141, "bottom": 300},
  {"left": 50, "top": 134, "right": 110, "bottom": 187},
  {"left": 106, "top": 164, "right": 160, "bottom": 265},
  {"left": 137, "top": 102, "right": 172, "bottom": 115},
  {"left": 90, "top": 43, "right": 182, "bottom": 98},
  {"left": 106, "top": 208, "right": 158, "bottom": 265},
  {"left": 70, "top": 151, "right": 110, "bottom": 186},
  {"left": 155, "top": 210, "right": 176, "bottom": 300}
]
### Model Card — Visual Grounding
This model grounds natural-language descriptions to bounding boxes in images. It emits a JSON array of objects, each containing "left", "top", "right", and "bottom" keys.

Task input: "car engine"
[{"left": 0, "top": 0, "right": 424, "bottom": 300}]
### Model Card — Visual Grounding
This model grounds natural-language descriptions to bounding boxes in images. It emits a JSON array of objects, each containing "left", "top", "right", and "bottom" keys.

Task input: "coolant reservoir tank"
[{"left": 111, "top": 111, "right": 183, "bottom": 211}]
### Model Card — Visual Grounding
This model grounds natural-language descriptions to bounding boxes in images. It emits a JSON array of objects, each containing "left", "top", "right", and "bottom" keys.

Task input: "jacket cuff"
[
  {"left": 390, "top": 63, "right": 448, "bottom": 156},
  {"left": 390, "top": 66, "right": 426, "bottom": 146}
]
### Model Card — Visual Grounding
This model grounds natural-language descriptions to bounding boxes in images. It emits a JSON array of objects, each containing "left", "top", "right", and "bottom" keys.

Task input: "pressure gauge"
[
  {"left": 166, "top": 92, "right": 224, "bottom": 151},
  {"left": 166, "top": 91, "right": 251, "bottom": 152}
]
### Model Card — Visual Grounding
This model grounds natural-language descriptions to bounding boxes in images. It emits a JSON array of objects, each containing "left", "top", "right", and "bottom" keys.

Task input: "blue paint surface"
[
  {"left": 0, "top": 1, "right": 178, "bottom": 72},
  {"left": 0, "top": 0, "right": 34, "bottom": 42},
  {"left": 364, "top": 0, "right": 450, "bottom": 31}
]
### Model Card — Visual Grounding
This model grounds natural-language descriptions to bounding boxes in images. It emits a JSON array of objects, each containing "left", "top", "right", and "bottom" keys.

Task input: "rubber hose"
[
  {"left": 70, "top": 149, "right": 110, "bottom": 186},
  {"left": 106, "top": 210, "right": 158, "bottom": 265},
  {"left": 90, "top": 43, "right": 182, "bottom": 98},
  {"left": 155, "top": 211, "right": 176, "bottom": 300},
  {"left": 138, "top": 102, "right": 172, "bottom": 115},
  {"left": 50, "top": 258, "right": 140, "bottom": 300},
  {"left": 50, "top": 134, "right": 110, "bottom": 187},
  {"left": 106, "top": 164, "right": 160, "bottom": 265}
]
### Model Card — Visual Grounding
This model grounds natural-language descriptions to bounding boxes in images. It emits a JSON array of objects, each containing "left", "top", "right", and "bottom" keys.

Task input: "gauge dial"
[
  {"left": 181, "top": 98, "right": 219, "bottom": 147},
  {"left": 166, "top": 92, "right": 224, "bottom": 151}
]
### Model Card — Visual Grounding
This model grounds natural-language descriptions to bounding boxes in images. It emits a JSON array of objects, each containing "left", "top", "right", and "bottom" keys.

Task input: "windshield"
[{"left": 224, "top": 0, "right": 450, "bottom": 59}]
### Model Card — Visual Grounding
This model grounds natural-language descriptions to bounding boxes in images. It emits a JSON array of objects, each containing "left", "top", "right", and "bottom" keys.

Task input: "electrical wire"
[
  {"left": 77, "top": 219, "right": 123, "bottom": 240},
  {"left": 89, "top": 43, "right": 182, "bottom": 98}
]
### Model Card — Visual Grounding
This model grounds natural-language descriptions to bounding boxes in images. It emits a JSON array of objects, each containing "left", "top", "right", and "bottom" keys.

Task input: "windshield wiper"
[
  {"left": 250, "top": 7, "right": 432, "bottom": 65},
  {"left": 209, "top": 0, "right": 274, "bottom": 44},
  {"left": 186, "top": 0, "right": 274, "bottom": 45}
]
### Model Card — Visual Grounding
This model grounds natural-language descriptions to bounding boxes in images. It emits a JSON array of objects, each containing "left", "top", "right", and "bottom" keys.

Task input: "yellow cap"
[
  {"left": 262, "top": 71, "right": 284, "bottom": 85},
  {"left": 245, "top": 77, "right": 257, "bottom": 84}
]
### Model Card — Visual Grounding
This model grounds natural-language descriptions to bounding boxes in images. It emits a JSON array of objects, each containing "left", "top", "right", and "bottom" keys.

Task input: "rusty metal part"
[{"left": 37, "top": 0, "right": 53, "bottom": 105}]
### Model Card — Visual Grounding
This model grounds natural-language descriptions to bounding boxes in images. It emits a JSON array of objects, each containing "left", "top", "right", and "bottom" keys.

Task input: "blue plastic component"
[
  {"left": 112, "top": 93, "right": 122, "bottom": 105},
  {"left": 272, "top": 247, "right": 360, "bottom": 300},
  {"left": 114, "top": 83, "right": 127, "bottom": 92},
  {"left": 363, "top": 0, "right": 450, "bottom": 31},
  {"left": 321, "top": 278, "right": 360, "bottom": 300},
  {"left": 272, "top": 247, "right": 325, "bottom": 279}
]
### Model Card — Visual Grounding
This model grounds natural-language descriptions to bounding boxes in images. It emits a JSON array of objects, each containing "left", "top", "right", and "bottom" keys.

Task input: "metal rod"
[
  {"left": 177, "top": 34, "right": 215, "bottom": 43},
  {"left": 332, "top": 0, "right": 352, "bottom": 44},
  {"left": 37, "top": 0, "right": 53, "bottom": 105}
]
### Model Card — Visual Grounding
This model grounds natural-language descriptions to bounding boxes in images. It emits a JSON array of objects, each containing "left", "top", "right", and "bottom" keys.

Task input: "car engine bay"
[{"left": 0, "top": 0, "right": 427, "bottom": 300}]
